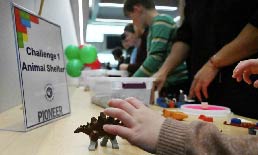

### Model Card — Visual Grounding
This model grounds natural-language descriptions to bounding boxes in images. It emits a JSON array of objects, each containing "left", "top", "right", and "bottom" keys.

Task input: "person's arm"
[
  {"left": 103, "top": 97, "right": 258, "bottom": 154},
  {"left": 153, "top": 41, "right": 189, "bottom": 91},
  {"left": 208, "top": 24, "right": 258, "bottom": 68},
  {"left": 189, "top": 23, "right": 258, "bottom": 100},
  {"left": 211, "top": 3, "right": 258, "bottom": 68},
  {"left": 189, "top": 0, "right": 258, "bottom": 100},
  {"left": 119, "top": 63, "right": 129, "bottom": 70},
  {"left": 157, "top": 119, "right": 258, "bottom": 155},
  {"left": 153, "top": 1, "right": 192, "bottom": 91}
]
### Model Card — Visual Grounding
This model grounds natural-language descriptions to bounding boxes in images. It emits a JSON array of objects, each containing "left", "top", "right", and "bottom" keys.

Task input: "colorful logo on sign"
[{"left": 14, "top": 7, "right": 39, "bottom": 48}]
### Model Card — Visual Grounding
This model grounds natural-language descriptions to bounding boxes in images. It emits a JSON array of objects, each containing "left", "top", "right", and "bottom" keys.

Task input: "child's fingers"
[
  {"left": 108, "top": 99, "right": 136, "bottom": 114},
  {"left": 104, "top": 108, "right": 135, "bottom": 127},
  {"left": 243, "top": 70, "right": 252, "bottom": 84},
  {"left": 125, "top": 97, "right": 145, "bottom": 109},
  {"left": 103, "top": 124, "right": 133, "bottom": 140},
  {"left": 253, "top": 80, "right": 258, "bottom": 88}
]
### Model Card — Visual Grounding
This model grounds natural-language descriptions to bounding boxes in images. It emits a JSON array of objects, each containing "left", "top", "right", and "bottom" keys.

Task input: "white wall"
[
  {"left": 13, "top": 0, "right": 36, "bottom": 11},
  {"left": 41, "top": 0, "right": 78, "bottom": 47},
  {"left": 0, "top": 0, "right": 22, "bottom": 112},
  {"left": 13, "top": 0, "right": 78, "bottom": 47}
]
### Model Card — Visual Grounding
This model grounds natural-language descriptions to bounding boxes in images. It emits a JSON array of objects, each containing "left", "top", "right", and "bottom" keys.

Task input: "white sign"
[{"left": 12, "top": 4, "right": 70, "bottom": 128}]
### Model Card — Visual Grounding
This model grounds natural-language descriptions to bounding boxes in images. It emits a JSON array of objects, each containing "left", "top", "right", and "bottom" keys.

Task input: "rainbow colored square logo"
[{"left": 14, "top": 7, "right": 39, "bottom": 48}]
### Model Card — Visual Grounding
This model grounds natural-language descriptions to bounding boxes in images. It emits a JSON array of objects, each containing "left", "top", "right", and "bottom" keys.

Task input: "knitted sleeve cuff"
[{"left": 156, "top": 118, "right": 189, "bottom": 155}]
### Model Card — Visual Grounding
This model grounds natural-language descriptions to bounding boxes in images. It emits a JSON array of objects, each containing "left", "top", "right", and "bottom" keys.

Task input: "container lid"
[{"left": 180, "top": 104, "right": 231, "bottom": 117}]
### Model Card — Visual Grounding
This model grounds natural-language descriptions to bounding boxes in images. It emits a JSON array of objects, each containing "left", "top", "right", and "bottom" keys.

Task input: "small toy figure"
[
  {"left": 178, "top": 90, "right": 185, "bottom": 102},
  {"left": 201, "top": 102, "right": 209, "bottom": 110},
  {"left": 224, "top": 118, "right": 258, "bottom": 129},
  {"left": 176, "top": 90, "right": 188, "bottom": 107},
  {"left": 156, "top": 97, "right": 176, "bottom": 108},
  {"left": 156, "top": 97, "right": 170, "bottom": 108},
  {"left": 162, "top": 109, "right": 188, "bottom": 121},
  {"left": 74, "top": 112, "right": 123, "bottom": 151},
  {"left": 157, "top": 90, "right": 189, "bottom": 108},
  {"left": 198, "top": 114, "right": 213, "bottom": 122}
]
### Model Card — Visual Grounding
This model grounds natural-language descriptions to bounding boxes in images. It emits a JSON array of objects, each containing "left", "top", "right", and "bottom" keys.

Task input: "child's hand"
[
  {"left": 232, "top": 59, "right": 258, "bottom": 87},
  {"left": 103, "top": 97, "right": 165, "bottom": 153}
]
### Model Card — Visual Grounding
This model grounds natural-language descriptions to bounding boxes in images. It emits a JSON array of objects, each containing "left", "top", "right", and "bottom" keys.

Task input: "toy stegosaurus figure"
[{"left": 74, "top": 112, "right": 122, "bottom": 151}]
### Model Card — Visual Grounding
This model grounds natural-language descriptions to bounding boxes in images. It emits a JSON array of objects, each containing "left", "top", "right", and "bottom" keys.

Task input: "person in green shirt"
[{"left": 123, "top": 0, "right": 189, "bottom": 97}]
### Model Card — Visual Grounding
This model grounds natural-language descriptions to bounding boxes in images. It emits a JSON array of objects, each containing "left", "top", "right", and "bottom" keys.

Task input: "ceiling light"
[
  {"left": 98, "top": 3, "right": 123, "bottom": 8},
  {"left": 98, "top": 3, "right": 177, "bottom": 11},
  {"left": 89, "top": 0, "right": 92, "bottom": 7},
  {"left": 95, "top": 18, "right": 132, "bottom": 23},
  {"left": 78, "top": 0, "right": 84, "bottom": 44},
  {"left": 156, "top": 6, "right": 177, "bottom": 11}
]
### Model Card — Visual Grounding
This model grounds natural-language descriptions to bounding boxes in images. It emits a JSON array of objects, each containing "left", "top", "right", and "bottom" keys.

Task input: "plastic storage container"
[
  {"left": 88, "top": 77, "right": 154, "bottom": 106},
  {"left": 82, "top": 69, "right": 129, "bottom": 87}
]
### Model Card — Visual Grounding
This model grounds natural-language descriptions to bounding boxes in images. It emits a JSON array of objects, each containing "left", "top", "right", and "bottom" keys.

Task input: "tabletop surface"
[{"left": 0, "top": 86, "right": 256, "bottom": 155}]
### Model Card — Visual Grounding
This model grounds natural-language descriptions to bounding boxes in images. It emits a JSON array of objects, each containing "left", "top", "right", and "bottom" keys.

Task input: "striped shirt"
[{"left": 133, "top": 14, "right": 188, "bottom": 86}]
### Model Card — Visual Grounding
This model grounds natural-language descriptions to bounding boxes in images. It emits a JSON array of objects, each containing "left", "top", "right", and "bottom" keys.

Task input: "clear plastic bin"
[
  {"left": 82, "top": 69, "right": 129, "bottom": 87},
  {"left": 88, "top": 77, "right": 154, "bottom": 105}
]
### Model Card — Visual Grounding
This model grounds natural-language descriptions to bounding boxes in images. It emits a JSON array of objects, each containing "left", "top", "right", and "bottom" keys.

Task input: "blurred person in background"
[
  {"left": 112, "top": 47, "right": 125, "bottom": 70},
  {"left": 120, "top": 25, "right": 148, "bottom": 76},
  {"left": 123, "top": 0, "right": 189, "bottom": 98}
]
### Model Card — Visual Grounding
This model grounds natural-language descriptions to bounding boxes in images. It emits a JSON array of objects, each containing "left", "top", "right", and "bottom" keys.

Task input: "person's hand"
[
  {"left": 103, "top": 97, "right": 165, "bottom": 153},
  {"left": 152, "top": 71, "right": 167, "bottom": 91},
  {"left": 119, "top": 64, "right": 129, "bottom": 70},
  {"left": 189, "top": 61, "right": 219, "bottom": 101},
  {"left": 232, "top": 59, "right": 258, "bottom": 87}
]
